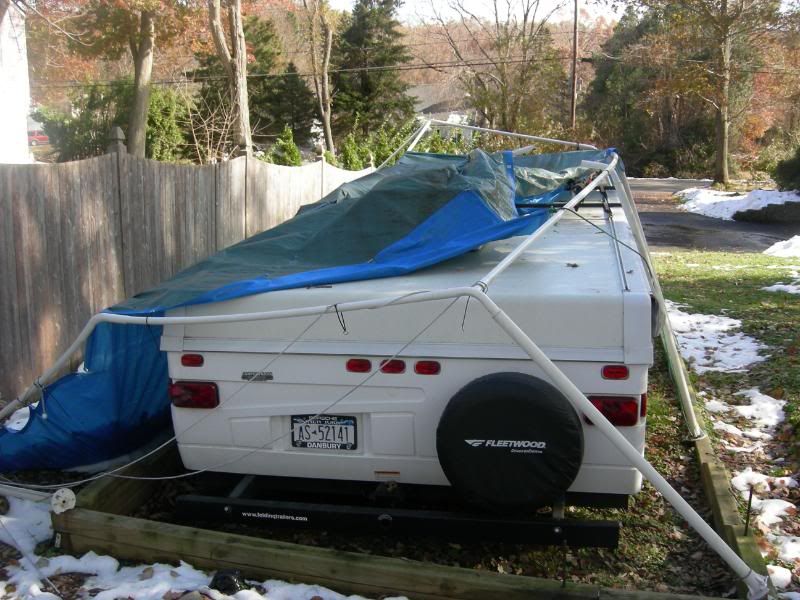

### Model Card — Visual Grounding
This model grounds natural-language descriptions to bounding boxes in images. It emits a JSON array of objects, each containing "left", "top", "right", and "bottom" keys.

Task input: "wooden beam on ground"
[
  {"left": 52, "top": 507, "right": 723, "bottom": 600},
  {"left": 659, "top": 337, "right": 772, "bottom": 599}
]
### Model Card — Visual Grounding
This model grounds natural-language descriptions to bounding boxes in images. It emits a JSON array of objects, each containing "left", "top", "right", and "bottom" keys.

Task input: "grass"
[{"left": 651, "top": 250, "right": 800, "bottom": 441}]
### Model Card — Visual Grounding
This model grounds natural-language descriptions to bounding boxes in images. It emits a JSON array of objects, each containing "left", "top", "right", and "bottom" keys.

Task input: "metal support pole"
[{"left": 428, "top": 120, "right": 597, "bottom": 150}]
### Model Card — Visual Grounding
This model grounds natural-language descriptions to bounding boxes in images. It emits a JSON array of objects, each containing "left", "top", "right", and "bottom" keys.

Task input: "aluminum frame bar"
[{"left": 428, "top": 119, "right": 597, "bottom": 150}]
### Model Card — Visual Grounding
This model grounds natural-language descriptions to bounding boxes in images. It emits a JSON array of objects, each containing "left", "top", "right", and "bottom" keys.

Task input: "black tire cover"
[{"left": 436, "top": 372, "right": 584, "bottom": 511}]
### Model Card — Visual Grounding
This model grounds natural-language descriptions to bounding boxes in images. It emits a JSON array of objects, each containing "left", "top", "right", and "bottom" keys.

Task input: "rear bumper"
[{"left": 569, "top": 463, "right": 643, "bottom": 496}]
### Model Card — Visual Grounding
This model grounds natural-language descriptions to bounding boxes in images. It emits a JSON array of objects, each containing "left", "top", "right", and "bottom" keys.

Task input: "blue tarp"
[{"left": 0, "top": 148, "right": 615, "bottom": 471}]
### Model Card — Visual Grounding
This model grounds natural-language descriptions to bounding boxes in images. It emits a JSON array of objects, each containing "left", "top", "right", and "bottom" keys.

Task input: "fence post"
[
  {"left": 319, "top": 153, "right": 326, "bottom": 200},
  {"left": 107, "top": 126, "right": 128, "bottom": 296},
  {"left": 107, "top": 126, "right": 127, "bottom": 155}
]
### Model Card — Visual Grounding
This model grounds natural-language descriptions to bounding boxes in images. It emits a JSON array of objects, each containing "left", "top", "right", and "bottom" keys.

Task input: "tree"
[
  {"left": 193, "top": 16, "right": 316, "bottom": 152},
  {"left": 242, "top": 16, "right": 282, "bottom": 144},
  {"left": 301, "top": 0, "right": 336, "bottom": 154},
  {"left": 35, "top": 82, "right": 187, "bottom": 162},
  {"left": 333, "top": 0, "right": 414, "bottom": 136},
  {"left": 774, "top": 145, "right": 800, "bottom": 190},
  {"left": 208, "top": 0, "right": 253, "bottom": 157},
  {"left": 196, "top": 16, "right": 281, "bottom": 151},
  {"left": 74, "top": 0, "right": 192, "bottom": 157},
  {"left": 257, "top": 63, "right": 317, "bottom": 145},
  {"left": 431, "top": 0, "right": 567, "bottom": 133},
  {"left": 629, "top": 0, "right": 797, "bottom": 184},
  {"left": 583, "top": 6, "right": 716, "bottom": 176}
]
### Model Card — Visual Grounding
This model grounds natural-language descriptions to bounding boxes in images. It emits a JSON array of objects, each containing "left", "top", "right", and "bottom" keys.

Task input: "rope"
[{"left": 32, "top": 378, "right": 47, "bottom": 420}]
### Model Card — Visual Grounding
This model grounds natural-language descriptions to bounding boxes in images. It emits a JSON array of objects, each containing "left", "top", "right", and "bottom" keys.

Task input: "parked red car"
[{"left": 28, "top": 131, "right": 49, "bottom": 146}]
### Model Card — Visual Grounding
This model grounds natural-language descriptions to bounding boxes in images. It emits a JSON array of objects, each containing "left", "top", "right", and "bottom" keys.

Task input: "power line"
[
  {"left": 29, "top": 54, "right": 574, "bottom": 89},
  {"left": 30, "top": 52, "right": 800, "bottom": 90}
]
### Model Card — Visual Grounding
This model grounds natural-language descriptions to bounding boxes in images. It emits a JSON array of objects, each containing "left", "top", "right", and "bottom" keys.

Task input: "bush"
[
  {"left": 774, "top": 146, "right": 800, "bottom": 191},
  {"left": 338, "top": 132, "right": 370, "bottom": 170},
  {"left": 34, "top": 82, "right": 187, "bottom": 162},
  {"left": 262, "top": 125, "right": 302, "bottom": 166}
]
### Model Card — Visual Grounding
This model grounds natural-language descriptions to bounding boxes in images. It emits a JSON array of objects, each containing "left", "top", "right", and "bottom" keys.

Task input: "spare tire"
[{"left": 436, "top": 372, "right": 584, "bottom": 511}]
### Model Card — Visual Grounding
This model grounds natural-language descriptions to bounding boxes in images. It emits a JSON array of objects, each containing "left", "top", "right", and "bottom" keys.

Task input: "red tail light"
[
  {"left": 380, "top": 359, "right": 406, "bottom": 374},
  {"left": 169, "top": 381, "right": 219, "bottom": 408},
  {"left": 181, "top": 354, "right": 204, "bottom": 367},
  {"left": 346, "top": 358, "right": 372, "bottom": 373},
  {"left": 586, "top": 396, "right": 639, "bottom": 426},
  {"left": 601, "top": 365, "right": 629, "bottom": 380},
  {"left": 414, "top": 360, "right": 441, "bottom": 375},
  {"left": 640, "top": 393, "right": 647, "bottom": 417}
]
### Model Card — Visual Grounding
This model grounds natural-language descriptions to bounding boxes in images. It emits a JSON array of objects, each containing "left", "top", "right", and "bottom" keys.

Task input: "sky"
[{"left": 326, "top": 0, "right": 622, "bottom": 25}]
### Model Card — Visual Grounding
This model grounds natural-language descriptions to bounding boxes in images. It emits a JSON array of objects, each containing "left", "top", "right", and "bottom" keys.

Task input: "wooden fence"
[{"left": 0, "top": 152, "right": 373, "bottom": 400}]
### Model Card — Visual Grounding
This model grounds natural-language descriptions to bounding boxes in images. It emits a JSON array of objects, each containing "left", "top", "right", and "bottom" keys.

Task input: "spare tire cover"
[{"left": 436, "top": 372, "right": 584, "bottom": 511}]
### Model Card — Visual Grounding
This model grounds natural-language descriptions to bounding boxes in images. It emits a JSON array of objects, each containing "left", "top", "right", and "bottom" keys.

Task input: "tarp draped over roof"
[{"left": 0, "top": 148, "right": 614, "bottom": 471}]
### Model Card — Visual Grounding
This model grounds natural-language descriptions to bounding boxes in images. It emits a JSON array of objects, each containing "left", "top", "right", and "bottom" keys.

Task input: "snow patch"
[
  {"left": 5, "top": 551, "right": 388, "bottom": 600},
  {"left": 5, "top": 405, "right": 32, "bottom": 432},
  {"left": 769, "top": 564, "right": 793, "bottom": 589},
  {"left": 665, "top": 300, "right": 767, "bottom": 373},
  {"left": 677, "top": 188, "right": 800, "bottom": 220},
  {"left": 732, "top": 468, "right": 771, "bottom": 494},
  {"left": 756, "top": 499, "right": 796, "bottom": 528},
  {"left": 0, "top": 497, "right": 52, "bottom": 554},
  {"left": 733, "top": 388, "right": 785, "bottom": 430},
  {"left": 765, "top": 236, "right": 800, "bottom": 258},
  {"left": 713, "top": 421, "right": 744, "bottom": 437},
  {"left": 763, "top": 282, "right": 800, "bottom": 294},
  {"left": 768, "top": 533, "right": 800, "bottom": 562},
  {"left": 705, "top": 398, "right": 731, "bottom": 413},
  {"left": 763, "top": 268, "right": 800, "bottom": 295}
]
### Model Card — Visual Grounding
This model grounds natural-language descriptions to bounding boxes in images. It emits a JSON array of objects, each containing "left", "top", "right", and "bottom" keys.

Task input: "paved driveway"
[
  {"left": 627, "top": 178, "right": 711, "bottom": 196},
  {"left": 632, "top": 192, "right": 798, "bottom": 253}
]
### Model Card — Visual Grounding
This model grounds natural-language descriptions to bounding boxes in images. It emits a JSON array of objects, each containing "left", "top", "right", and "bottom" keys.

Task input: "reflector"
[
  {"left": 601, "top": 365, "right": 629, "bottom": 380},
  {"left": 169, "top": 381, "right": 219, "bottom": 409},
  {"left": 586, "top": 396, "right": 638, "bottom": 426},
  {"left": 380, "top": 359, "right": 406, "bottom": 374},
  {"left": 346, "top": 358, "right": 371, "bottom": 373},
  {"left": 414, "top": 360, "right": 441, "bottom": 375},
  {"left": 181, "top": 354, "right": 204, "bottom": 367}
]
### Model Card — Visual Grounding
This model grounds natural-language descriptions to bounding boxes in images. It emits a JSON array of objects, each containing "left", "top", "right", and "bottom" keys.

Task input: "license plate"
[{"left": 291, "top": 415, "right": 357, "bottom": 450}]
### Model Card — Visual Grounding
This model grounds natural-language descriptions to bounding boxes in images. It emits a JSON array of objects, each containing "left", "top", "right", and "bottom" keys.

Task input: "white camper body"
[{"left": 164, "top": 185, "right": 656, "bottom": 505}]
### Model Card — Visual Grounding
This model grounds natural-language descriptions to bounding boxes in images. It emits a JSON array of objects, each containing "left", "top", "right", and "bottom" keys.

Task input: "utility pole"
[{"left": 570, "top": 0, "right": 578, "bottom": 131}]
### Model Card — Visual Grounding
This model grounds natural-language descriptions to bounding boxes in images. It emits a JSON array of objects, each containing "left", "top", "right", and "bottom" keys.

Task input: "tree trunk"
[
  {"left": 320, "top": 19, "right": 335, "bottom": 155},
  {"left": 714, "top": 22, "right": 731, "bottom": 184},
  {"left": 229, "top": 0, "right": 252, "bottom": 156},
  {"left": 128, "top": 11, "right": 155, "bottom": 158},
  {"left": 208, "top": 0, "right": 252, "bottom": 157},
  {"left": 303, "top": 0, "right": 335, "bottom": 155}
]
